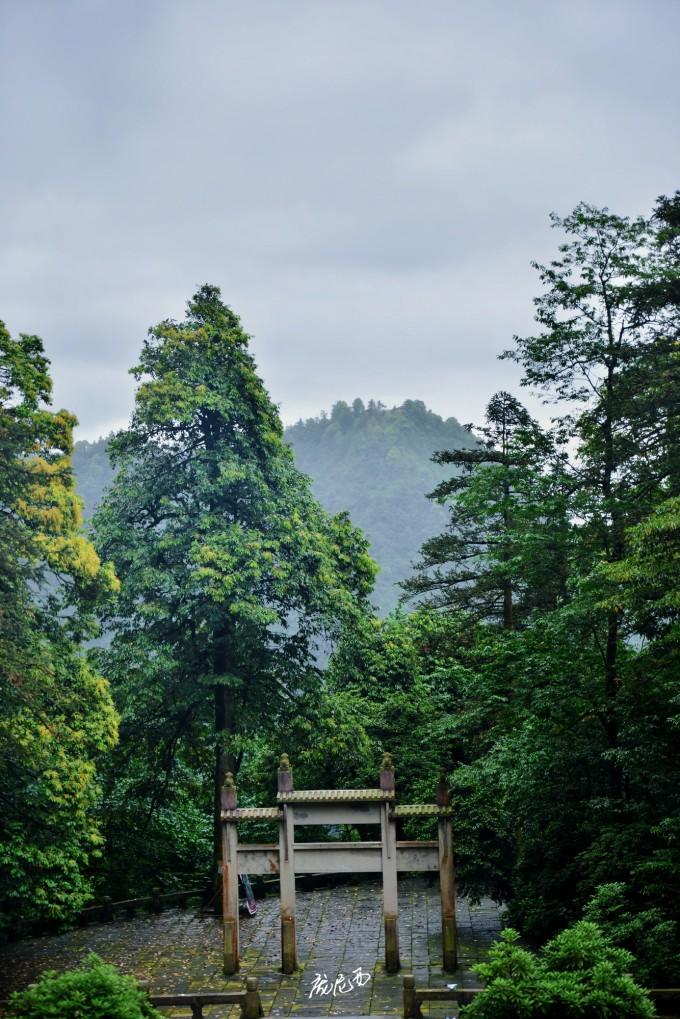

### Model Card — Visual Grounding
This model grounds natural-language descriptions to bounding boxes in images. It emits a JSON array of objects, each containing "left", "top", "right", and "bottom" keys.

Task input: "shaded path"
[{"left": 0, "top": 878, "right": 502, "bottom": 1016}]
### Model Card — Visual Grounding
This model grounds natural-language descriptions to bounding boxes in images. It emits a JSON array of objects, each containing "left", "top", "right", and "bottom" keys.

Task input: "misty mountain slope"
[
  {"left": 284, "top": 399, "right": 474, "bottom": 612},
  {"left": 72, "top": 398, "right": 473, "bottom": 614},
  {"left": 72, "top": 435, "right": 116, "bottom": 520}
]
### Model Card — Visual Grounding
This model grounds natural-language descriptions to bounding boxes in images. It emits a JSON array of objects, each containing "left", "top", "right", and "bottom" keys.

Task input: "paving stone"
[{"left": 0, "top": 878, "right": 502, "bottom": 1015}]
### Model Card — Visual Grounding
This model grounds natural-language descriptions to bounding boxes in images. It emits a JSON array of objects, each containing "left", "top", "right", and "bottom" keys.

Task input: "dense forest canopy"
[
  {"left": 2, "top": 194, "right": 680, "bottom": 1008},
  {"left": 73, "top": 399, "right": 475, "bottom": 614}
]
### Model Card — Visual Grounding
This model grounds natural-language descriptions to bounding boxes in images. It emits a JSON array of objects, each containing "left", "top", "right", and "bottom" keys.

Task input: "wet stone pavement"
[{"left": 0, "top": 877, "right": 502, "bottom": 1017}]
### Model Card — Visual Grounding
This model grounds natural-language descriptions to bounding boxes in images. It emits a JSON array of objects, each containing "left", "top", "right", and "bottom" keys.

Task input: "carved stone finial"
[
  {"left": 380, "top": 751, "right": 395, "bottom": 792},
  {"left": 221, "top": 771, "right": 237, "bottom": 811},
  {"left": 278, "top": 752, "right": 294, "bottom": 793}
]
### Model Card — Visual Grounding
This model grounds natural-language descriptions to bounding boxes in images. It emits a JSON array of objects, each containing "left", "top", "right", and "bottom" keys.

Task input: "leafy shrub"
[
  {"left": 461, "top": 922, "right": 654, "bottom": 1018},
  {"left": 9, "top": 954, "right": 162, "bottom": 1019},
  {"left": 583, "top": 882, "right": 680, "bottom": 986}
]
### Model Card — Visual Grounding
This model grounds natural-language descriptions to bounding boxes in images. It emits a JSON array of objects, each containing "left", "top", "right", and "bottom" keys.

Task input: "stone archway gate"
[{"left": 220, "top": 754, "right": 457, "bottom": 976}]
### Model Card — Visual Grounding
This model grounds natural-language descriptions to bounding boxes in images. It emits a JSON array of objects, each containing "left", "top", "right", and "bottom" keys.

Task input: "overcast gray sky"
[{"left": 1, "top": 0, "right": 678, "bottom": 440}]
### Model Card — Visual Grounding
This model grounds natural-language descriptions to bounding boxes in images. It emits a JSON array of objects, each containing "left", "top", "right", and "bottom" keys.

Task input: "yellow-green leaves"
[{"left": 1, "top": 323, "right": 120, "bottom": 932}]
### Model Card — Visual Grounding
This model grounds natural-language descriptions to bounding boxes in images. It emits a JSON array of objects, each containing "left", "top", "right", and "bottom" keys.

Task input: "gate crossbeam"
[
  {"left": 235, "top": 840, "right": 440, "bottom": 874},
  {"left": 220, "top": 754, "right": 457, "bottom": 977}
]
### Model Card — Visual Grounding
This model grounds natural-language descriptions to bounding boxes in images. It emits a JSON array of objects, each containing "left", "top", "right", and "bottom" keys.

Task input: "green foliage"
[
  {"left": 74, "top": 398, "right": 475, "bottom": 615},
  {"left": 583, "top": 884, "right": 680, "bottom": 986},
  {"left": 458, "top": 198, "right": 680, "bottom": 980},
  {"left": 602, "top": 494, "right": 680, "bottom": 640},
  {"left": 244, "top": 397, "right": 472, "bottom": 614},
  {"left": 9, "top": 954, "right": 161, "bottom": 1019},
  {"left": 0, "top": 322, "right": 118, "bottom": 934},
  {"left": 462, "top": 924, "right": 654, "bottom": 1018},
  {"left": 234, "top": 684, "right": 376, "bottom": 824},
  {"left": 320, "top": 195, "right": 680, "bottom": 988},
  {"left": 327, "top": 609, "right": 470, "bottom": 808},
  {"left": 96, "top": 765, "right": 213, "bottom": 898},
  {"left": 403, "top": 391, "right": 570, "bottom": 627},
  {"left": 93, "top": 285, "right": 376, "bottom": 880}
]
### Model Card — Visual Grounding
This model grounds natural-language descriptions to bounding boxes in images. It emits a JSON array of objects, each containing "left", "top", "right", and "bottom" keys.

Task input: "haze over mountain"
[
  {"left": 72, "top": 398, "right": 474, "bottom": 613},
  {"left": 285, "top": 400, "right": 473, "bottom": 611}
]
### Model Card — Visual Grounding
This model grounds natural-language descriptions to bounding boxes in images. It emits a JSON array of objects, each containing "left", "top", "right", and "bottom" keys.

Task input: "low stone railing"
[
  {"left": 78, "top": 886, "right": 208, "bottom": 924},
  {"left": 403, "top": 974, "right": 680, "bottom": 1018},
  {"left": 141, "top": 977, "right": 263, "bottom": 1019},
  {"left": 403, "top": 974, "right": 481, "bottom": 1016}
]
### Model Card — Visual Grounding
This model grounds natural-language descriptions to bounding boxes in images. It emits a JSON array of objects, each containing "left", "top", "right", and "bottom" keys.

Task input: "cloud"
[{"left": 1, "top": 0, "right": 678, "bottom": 438}]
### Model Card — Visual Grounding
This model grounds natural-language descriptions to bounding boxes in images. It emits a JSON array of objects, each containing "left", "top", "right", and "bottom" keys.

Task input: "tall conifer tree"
[
  {"left": 504, "top": 203, "right": 673, "bottom": 798},
  {"left": 95, "top": 286, "right": 375, "bottom": 868},
  {"left": 403, "top": 391, "right": 568, "bottom": 628}
]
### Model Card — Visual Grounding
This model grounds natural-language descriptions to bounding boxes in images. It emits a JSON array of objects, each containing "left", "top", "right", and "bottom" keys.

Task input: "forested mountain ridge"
[
  {"left": 286, "top": 400, "right": 474, "bottom": 611},
  {"left": 72, "top": 398, "right": 475, "bottom": 613},
  {"left": 72, "top": 434, "right": 116, "bottom": 520}
]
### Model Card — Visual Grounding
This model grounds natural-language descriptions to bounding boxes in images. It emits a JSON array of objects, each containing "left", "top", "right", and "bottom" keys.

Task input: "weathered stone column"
[
  {"left": 244, "top": 976, "right": 262, "bottom": 1019},
  {"left": 221, "top": 772, "right": 240, "bottom": 974},
  {"left": 403, "top": 973, "right": 420, "bottom": 1019},
  {"left": 380, "top": 752, "right": 400, "bottom": 973},
  {"left": 278, "top": 754, "right": 297, "bottom": 973},
  {"left": 437, "top": 772, "right": 457, "bottom": 971}
]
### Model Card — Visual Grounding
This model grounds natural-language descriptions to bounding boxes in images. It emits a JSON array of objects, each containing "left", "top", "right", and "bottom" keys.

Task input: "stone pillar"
[
  {"left": 437, "top": 772, "right": 457, "bottom": 971},
  {"left": 278, "top": 754, "right": 297, "bottom": 973},
  {"left": 380, "top": 753, "right": 400, "bottom": 973},
  {"left": 244, "top": 976, "right": 262, "bottom": 1019},
  {"left": 403, "top": 974, "right": 420, "bottom": 1019},
  {"left": 221, "top": 772, "right": 240, "bottom": 974}
]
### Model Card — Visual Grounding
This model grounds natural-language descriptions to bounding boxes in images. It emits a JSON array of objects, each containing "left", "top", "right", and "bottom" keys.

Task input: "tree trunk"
[
  {"left": 502, "top": 473, "right": 514, "bottom": 630},
  {"left": 201, "top": 413, "right": 240, "bottom": 892},
  {"left": 213, "top": 682, "right": 237, "bottom": 875},
  {"left": 601, "top": 348, "right": 624, "bottom": 801},
  {"left": 603, "top": 609, "right": 623, "bottom": 800},
  {"left": 503, "top": 581, "right": 513, "bottom": 631}
]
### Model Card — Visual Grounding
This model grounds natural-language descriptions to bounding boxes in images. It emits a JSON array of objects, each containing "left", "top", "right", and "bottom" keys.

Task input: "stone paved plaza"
[{"left": 0, "top": 877, "right": 502, "bottom": 1017}]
